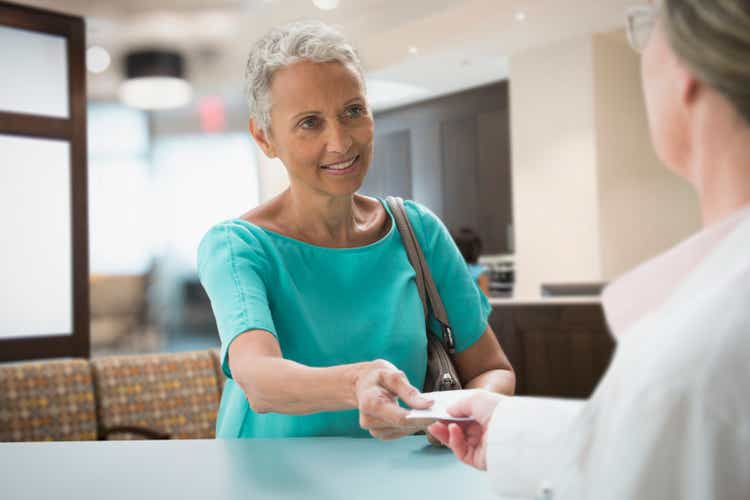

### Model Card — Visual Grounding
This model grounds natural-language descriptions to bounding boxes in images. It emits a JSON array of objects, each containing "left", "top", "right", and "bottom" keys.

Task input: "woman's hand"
[
  {"left": 427, "top": 390, "right": 504, "bottom": 470},
  {"left": 355, "top": 359, "right": 434, "bottom": 440}
]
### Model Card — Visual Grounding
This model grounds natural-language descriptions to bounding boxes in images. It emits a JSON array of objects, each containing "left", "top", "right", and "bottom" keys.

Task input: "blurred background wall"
[{"left": 2, "top": 0, "right": 701, "bottom": 357}]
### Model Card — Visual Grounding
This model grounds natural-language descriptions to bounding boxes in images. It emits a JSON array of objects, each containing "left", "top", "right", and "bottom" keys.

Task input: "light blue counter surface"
[{"left": 0, "top": 436, "right": 498, "bottom": 500}]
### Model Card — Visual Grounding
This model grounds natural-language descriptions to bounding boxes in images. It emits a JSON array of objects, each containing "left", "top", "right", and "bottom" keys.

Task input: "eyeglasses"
[{"left": 626, "top": 4, "right": 658, "bottom": 53}]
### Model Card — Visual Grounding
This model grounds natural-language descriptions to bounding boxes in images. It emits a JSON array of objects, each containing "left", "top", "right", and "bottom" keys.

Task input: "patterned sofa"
[{"left": 0, "top": 350, "right": 226, "bottom": 442}]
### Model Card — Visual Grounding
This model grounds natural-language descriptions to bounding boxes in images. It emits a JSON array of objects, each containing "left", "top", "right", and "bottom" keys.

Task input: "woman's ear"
[
  {"left": 249, "top": 119, "right": 277, "bottom": 158},
  {"left": 677, "top": 63, "right": 701, "bottom": 114}
]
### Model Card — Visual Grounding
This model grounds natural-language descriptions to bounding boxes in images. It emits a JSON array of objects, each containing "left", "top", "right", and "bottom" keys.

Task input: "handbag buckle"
[
  {"left": 440, "top": 373, "right": 457, "bottom": 391},
  {"left": 442, "top": 324, "right": 455, "bottom": 354}
]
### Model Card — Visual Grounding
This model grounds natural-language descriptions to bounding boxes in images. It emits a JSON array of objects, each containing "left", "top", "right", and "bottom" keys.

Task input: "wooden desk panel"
[{"left": 489, "top": 304, "right": 615, "bottom": 398}]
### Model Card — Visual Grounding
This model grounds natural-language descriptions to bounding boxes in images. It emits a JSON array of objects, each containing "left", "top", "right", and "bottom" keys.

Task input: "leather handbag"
[{"left": 386, "top": 196, "right": 462, "bottom": 392}]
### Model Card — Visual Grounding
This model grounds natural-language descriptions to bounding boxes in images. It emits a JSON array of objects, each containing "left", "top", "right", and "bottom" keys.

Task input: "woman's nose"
[{"left": 326, "top": 122, "right": 353, "bottom": 154}]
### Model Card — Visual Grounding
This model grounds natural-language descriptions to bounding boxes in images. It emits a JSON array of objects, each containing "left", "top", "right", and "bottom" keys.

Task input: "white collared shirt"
[{"left": 485, "top": 205, "right": 750, "bottom": 500}]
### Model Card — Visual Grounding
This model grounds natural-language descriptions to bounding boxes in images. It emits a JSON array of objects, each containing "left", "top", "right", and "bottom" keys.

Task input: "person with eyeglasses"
[{"left": 428, "top": 1, "right": 750, "bottom": 498}]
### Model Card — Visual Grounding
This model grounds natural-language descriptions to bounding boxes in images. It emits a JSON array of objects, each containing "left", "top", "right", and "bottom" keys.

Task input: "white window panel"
[
  {"left": 0, "top": 135, "right": 72, "bottom": 338},
  {"left": 0, "top": 26, "right": 69, "bottom": 118}
]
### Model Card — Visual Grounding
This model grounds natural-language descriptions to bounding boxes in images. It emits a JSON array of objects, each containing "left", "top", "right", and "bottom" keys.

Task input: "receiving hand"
[
  {"left": 427, "top": 390, "right": 503, "bottom": 470},
  {"left": 355, "top": 359, "right": 434, "bottom": 440}
]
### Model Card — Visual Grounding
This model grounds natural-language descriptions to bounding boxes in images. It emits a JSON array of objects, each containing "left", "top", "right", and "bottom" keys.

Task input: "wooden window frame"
[{"left": 0, "top": 1, "right": 89, "bottom": 361}]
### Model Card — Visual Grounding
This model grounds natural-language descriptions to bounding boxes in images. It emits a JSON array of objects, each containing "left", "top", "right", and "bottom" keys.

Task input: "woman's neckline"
[{"left": 232, "top": 196, "right": 397, "bottom": 252}]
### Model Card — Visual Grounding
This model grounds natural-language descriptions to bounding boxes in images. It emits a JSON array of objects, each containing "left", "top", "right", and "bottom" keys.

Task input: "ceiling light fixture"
[
  {"left": 86, "top": 46, "right": 111, "bottom": 73},
  {"left": 515, "top": 11, "right": 526, "bottom": 22},
  {"left": 312, "top": 0, "right": 339, "bottom": 11},
  {"left": 119, "top": 50, "right": 192, "bottom": 110},
  {"left": 408, "top": 46, "right": 418, "bottom": 55}
]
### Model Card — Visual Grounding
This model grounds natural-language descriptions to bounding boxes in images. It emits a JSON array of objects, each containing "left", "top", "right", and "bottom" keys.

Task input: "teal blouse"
[{"left": 197, "top": 199, "right": 491, "bottom": 438}]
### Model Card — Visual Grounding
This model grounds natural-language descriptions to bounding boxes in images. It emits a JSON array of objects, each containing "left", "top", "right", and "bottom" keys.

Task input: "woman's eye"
[
  {"left": 344, "top": 105, "right": 366, "bottom": 119},
  {"left": 299, "top": 117, "right": 320, "bottom": 129}
]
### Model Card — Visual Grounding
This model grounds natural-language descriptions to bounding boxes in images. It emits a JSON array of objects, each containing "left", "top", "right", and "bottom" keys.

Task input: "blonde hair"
[{"left": 663, "top": 0, "right": 750, "bottom": 124}]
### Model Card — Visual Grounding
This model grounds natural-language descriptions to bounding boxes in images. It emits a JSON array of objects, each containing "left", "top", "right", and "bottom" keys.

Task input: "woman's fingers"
[
  {"left": 447, "top": 391, "right": 503, "bottom": 425},
  {"left": 444, "top": 422, "right": 487, "bottom": 470},
  {"left": 427, "top": 422, "right": 450, "bottom": 445},
  {"left": 447, "top": 423, "right": 469, "bottom": 463},
  {"left": 360, "top": 410, "right": 400, "bottom": 430},
  {"left": 464, "top": 422, "right": 485, "bottom": 448},
  {"left": 360, "top": 392, "right": 410, "bottom": 426},
  {"left": 429, "top": 398, "right": 494, "bottom": 470},
  {"left": 446, "top": 396, "right": 474, "bottom": 418},
  {"left": 378, "top": 369, "right": 433, "bottom": 410},
  {"left": 426, "top": 429, "right": 445, "bottom": 447},
  {"left": 356, "top": 360, "right": 437, "bottom": 438},
  {"left": 368, "top": 424, "right": 423, "bottom": 440}
]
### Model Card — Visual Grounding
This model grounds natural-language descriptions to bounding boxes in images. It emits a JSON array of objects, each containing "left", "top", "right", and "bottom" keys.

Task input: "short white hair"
[{"left": 244, "top": 20, "right": 366, "bottom": 133}]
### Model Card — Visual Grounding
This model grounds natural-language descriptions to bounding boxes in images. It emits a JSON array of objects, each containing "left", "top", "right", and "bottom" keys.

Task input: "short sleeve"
[
  {"left": 197, "top": 222, "right": 277, "bottom": 379},
  {"left": 404, "top": 201, "right": 491, "bottom": 352}
]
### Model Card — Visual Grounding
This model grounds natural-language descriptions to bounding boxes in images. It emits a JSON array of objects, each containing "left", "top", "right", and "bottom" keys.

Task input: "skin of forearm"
[
  {"left": 464, "top": 369, "right": 516, "bottom": 396},
  {"left": 236, "top": 356, "right": 371, "bottom": 415}
]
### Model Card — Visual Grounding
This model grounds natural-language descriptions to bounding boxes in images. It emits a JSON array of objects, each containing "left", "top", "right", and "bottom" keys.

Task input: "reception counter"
[
  {"left": 0, "top": 436, "right": 497, "bottom": 500},
  {"left": 488, "top": 299, "right": 614, "bottom": 398},
  {"left": 488, "top": 296, "right": 600, "bottom": 306}
]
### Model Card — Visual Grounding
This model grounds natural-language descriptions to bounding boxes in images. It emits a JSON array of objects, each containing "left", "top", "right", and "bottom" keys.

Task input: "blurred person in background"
[{"left": 452, "top": 228, "right": 490, "bottom": 296}]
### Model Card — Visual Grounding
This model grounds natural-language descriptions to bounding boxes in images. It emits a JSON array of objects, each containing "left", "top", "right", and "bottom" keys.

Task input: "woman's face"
[
  {"left": 641, "top": 18, "right": 692, "bottom": 178},
  {"left": 258, "top": 60, "right": 374, "bottom": 198}
]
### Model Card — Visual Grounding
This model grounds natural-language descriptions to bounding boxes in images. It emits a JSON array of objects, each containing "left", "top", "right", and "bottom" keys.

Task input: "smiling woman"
[
  {"left": 250, "top": 59, "right": 373, "bottom": 202},
  {"left": 196, "top": 20, "right": 515, "bottom": 441}
]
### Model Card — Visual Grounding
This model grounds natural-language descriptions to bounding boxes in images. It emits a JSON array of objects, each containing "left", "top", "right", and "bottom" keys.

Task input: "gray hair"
[
  {"left": 663, "top": 0, "right": 750, "bottom": 124},
  {"left": 244, "top": 20, "right": 365, "bottom": 133}
]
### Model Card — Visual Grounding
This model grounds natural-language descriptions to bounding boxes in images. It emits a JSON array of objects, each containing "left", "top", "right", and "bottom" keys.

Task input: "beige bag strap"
[
  {"left": 386, "top": 196, "right": 456, "bottom": 352},
  {"left": 387, "top": 196, "right": 427, "bottom": 319}
]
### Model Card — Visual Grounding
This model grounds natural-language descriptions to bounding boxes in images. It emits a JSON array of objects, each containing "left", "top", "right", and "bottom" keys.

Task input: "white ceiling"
[{"left": 16, "top": 0, "right": 635, "bottom": 110}]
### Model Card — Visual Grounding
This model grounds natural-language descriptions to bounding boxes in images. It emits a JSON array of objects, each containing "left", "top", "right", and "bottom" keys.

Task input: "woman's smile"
[{"left": 320, "top": 154, "right": 360, "bottom": 175}]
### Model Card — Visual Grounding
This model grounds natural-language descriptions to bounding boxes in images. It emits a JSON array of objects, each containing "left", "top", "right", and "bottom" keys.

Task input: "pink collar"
[{"left": 602, "top": 204, "right": 750, "bottom": 338}]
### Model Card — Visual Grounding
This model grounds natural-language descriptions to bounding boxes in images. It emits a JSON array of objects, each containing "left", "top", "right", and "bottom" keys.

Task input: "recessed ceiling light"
[
  {"left": 312, "top": 0, "right": 339, "bottom": 10},
  {"left": 86, "top": 46, "right": 111, "bottom": 73},
  {"left": 515, "top": 11, "right": 526, "bottom": 22},
  {"left": 408, "top": 46, "right": 418, "bottom": 55}
]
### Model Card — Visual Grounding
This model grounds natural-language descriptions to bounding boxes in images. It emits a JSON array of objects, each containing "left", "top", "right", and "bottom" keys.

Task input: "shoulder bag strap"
[{"left": 386, "top": 196, "right": 456, "bottom": 353}]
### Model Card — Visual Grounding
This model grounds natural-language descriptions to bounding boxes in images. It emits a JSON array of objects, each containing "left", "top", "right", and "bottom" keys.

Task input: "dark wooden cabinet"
[
  {"left": 362, "top": 129, "right": 412, "bottom": 200},
  {"left": 440, "top": 115, "right": 480, "bottom": 232},
  {"left": 477, "top": 110, "right": 513, "bottom": 253},
  {"left": 490, "top": 303, "right": 615, "bottom": 398},
  {"left": 369, "top": 82, "right": 512, "bottom": 254}
]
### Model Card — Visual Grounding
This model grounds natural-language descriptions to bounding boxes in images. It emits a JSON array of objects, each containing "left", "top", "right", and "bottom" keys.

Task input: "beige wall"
[
  {"left": 509, "top": 31, "right": 701, "bottom": 298},
  {"left": 509, "top": 36, "right": 602, "bottom": 298},
  {"left": 593, "top": 31, "right": 701, "bottom": 281}
]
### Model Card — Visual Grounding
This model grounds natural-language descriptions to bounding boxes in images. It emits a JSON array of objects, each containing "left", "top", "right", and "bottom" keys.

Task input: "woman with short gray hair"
[
  {"left": 244, "top": 20, "right": 365, "bottom": 134},
  {"left": 430, "top": 1, "right": 750, "bottom": 498},
  {"left": 198, "top": 20, "right": 515, "bottom": 440}
]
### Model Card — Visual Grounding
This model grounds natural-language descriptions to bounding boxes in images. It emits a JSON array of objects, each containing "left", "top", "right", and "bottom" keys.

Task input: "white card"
[{"left": 406, "top": 389, "right": 482, "bottom": 421}]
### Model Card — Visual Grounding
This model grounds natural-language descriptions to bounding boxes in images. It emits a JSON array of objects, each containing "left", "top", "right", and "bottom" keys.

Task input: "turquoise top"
[{"left": 197, "top": 198, "right": 491, "bottom": 438}]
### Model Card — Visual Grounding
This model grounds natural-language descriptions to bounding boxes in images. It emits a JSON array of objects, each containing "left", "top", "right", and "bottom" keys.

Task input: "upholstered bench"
[
  {"left": 0, "top": 358, "right": 98, "bottom": 442},
  {"left": 0, "top": 349, "right": 225, "bottom": 442}
]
